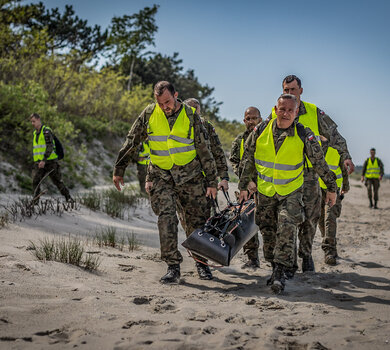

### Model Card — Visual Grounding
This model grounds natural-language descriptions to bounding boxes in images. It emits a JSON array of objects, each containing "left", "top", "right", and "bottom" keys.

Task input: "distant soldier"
[
  {"left": 318, "top": 139, "right": 350, "bottom": 265},
  {"left": 30, "top": 113, "right": 72, "bottom": 202},
  {"left": 361, "top": 148, "right": 384, "bottom": 209},
  {"left": 113, "top": 81, "right": 218, "bottom": 284},
  {"left": 239, "top": 94, "right": 337, "bottom": 294},
  {"left": 135, "top": 141, "right": 150, "bottom": 194},
  {"left": 230, "top": 106, "right": 262, "bottom": 269},
  {"left": 268, "top": 75, "right": 354, "bottom": 274}
]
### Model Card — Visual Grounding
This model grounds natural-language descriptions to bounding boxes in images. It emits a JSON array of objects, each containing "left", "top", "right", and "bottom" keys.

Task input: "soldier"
[
  {"left": 361, "top": 148, "right": 384, "bottom": 209},
  {"left": 239, "top": 94, "right": 337, "bottom": 294},
  {"left": 230, "top": 107, "right": 262, "bottom": 269},
  {"left": 268, "top": 75, "right": 354, "bottom": 274},
  {"left": 318, "top": 139, "right": 349, "bottom": 265},
  {"left": 135, "top": 141, "right": 150, "bottom": 194},
  {"left": 113, "top": 81, "right": 218, "bottom": 284},
  {"left": 30, "top": 113, "right": 72, "bottom": 202}
]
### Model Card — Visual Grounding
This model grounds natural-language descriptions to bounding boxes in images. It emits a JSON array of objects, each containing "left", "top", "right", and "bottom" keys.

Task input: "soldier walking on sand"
[
  {"left": 361, "top": 148, "right": 384, "bottom": 209},
  {"left": 230, "top": 106, "right": 262, "bottom": 269},
  {"left": 113, "top": 81, "right": 218, "bottom": 284},
  {"left": 30, "top": 113, "right": 72, "bottom": 202},
  {"left": 239, "top": 94, "right": 337, "bottom": 294},
  {"left": 268, "top": 75, "right": 354, "bottom": 275}
]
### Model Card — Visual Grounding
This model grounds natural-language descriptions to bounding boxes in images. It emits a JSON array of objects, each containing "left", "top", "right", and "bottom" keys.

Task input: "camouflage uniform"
[
  {"left": 266, "top": 102, "right": 351, "bottom": 262},
  {"left": 318, "top": 144, "right": 350, "bottom": 257},
  {"left": 136, "top": 163, "right": 147, "bottom": 194},
  {"left": 239, "top": 119, "right": 337, "bottom": 268},
  {"left": 114, "top": 103, "right": 217, "bottom": 266},
  {"left": 32, "top": 126, "right": 70, "bottom": 200},
  {"left": 230, "top": 129, "right": 259, "bottom": 260},
  {"left": 362, "top": 157, "right": 384, "bottom": 204}
]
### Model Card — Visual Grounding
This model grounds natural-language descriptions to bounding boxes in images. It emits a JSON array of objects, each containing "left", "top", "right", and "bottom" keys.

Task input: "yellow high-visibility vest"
[
  {"left": 365, "top": 158, "right": 380, "bottom": 179},
  {"left": 272, "top": 101, "right": 320, "bottom": 168},
  {"left": 255, "top": 118, "right": 304, "bottom": 197},
  {"left": 319, "top": 147, "right": 343, "bottom": 189},
  {"left": 147, "top": 104, "right": 196, "bottom": 170},
  {"left": 240, "top": 137, "right": 244, "bottom": 160},
  {"left": 32, "top": 126, "right": 58, "bottom": 162},
  {"left": 137, "top": 142, "right": 150, "bottom": 165}
]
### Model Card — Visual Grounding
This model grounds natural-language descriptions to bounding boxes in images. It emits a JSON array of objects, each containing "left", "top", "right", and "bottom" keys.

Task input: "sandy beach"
[{"left": 0, "top": 178, "right": 389, "bottom": 350}]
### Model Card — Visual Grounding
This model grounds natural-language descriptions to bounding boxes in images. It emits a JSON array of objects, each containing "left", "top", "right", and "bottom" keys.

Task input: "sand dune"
[{"left": 0, "top": 179, "right": 389, "bottom": 349}]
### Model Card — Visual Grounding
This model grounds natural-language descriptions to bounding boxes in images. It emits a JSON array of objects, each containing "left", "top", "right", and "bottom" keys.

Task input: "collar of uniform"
[
  {"left": 297, "top": 101, "right": 306, "bottom": 117},
  {"left": 272, "top": 119, "right": 295, "bottom": 136}
]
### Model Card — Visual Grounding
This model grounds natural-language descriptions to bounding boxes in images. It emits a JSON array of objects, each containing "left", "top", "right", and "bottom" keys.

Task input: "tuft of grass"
[
  {"left": 79, "top": 191, "right": 101, "bottom": 211},
  {"left": 94, "top": 226, "right": 140, "bottom": 252},
  {"left": 28, "top": 236, "right": 100, "bottom": 271},
  {"left": 127, "top": 232, "right": 139, "bottom": 251},
  {"left": 0, "top": 212, "right": 10, "bottom": 229}
]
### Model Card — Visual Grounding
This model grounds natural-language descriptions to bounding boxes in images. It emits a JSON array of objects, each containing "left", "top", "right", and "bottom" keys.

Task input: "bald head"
[{"left": 244, "top": 106, "right": 262, "bottom": 131}]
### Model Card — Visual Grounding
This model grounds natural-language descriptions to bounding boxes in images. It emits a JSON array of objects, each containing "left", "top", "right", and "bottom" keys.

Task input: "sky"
[{"left": 35, "top": 0, "right": 390, "bottom": 169}]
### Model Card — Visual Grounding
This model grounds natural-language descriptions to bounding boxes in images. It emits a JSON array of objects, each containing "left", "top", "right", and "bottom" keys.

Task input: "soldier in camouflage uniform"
[
  {"left": 230, "top": 107, "right": 262, "bottom": 269},
  {"left": 30, "top": 113, "right": 72, "bottom": 202},
  {"left": 113, "top": 81, "right": 218, "bottom": 284},
  {"left": 318, "top": 138, "right": 350, "bottom": 265},
  {"left": 239, "top": 94, "right": 337, "bottom": 294},
  {"left": 267, "top": 75, "right": 354, "bottom": 274}
]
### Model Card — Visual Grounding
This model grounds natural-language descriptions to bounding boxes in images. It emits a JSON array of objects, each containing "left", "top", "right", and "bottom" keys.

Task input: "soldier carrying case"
[{"left": 182, "top": 191, "right": 258, "bottom": 266}]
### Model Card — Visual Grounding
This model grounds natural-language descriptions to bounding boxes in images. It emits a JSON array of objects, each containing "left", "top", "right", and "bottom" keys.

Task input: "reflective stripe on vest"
[
  {"left": 138, "top": 142, "right": 150, "bottom": 165},
  {"left": 319, "top": 147, "right": 343, "bottom": 189},
  {"left": 255, "top": 118, "right": 304, "bottom": 197},
  {"left": 239, "top": 137, "right": 244, "bottom": 160},
  {"left": 365, "top": 158, "right": 380, "bottom": 179},
  {"left": 272, "top": 101, "right": 320, "bottom": 168},
  {"left": 147, "top": 104, "right": 196, "bottom": 170},
  {"left": 32, "top": 126, "right": 58, "bottom": 162}
]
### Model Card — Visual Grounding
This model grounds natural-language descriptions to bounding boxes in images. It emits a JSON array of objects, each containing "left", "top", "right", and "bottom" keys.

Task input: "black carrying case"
[{"left": 182, "top": 199, "right": 258, "bottom": 266}]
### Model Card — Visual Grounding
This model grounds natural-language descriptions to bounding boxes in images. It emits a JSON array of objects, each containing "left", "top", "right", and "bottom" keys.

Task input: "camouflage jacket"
[
  {"left": 267, "top": 101, "right": 351, "bottom": 161},
  {"left": 33, "top": 126, "right": 55, "bottom": 162},
  {"left": 113, "top": 103, "right": 218, "bottom": 187},
  {"left": 238, "top": 119, "right": 337, "bottom": 194},
  {"left": 202, "top": 118, "right": 229, "bottom": 180},
  {"left": 229, "top": 129, "right": 251, "bottom": 177}
]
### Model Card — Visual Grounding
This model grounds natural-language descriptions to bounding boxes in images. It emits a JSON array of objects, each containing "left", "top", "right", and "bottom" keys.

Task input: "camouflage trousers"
[
  {"left": 255, "top": 189, "right": 304, "bottom": 268},
  {"left": 136, "top": 163, "right": 147, "bottom": 194},
  {"left": 365, "top": 178, "right": 380, "bottom": 202},
  {"left": 298, "top": 171, "right": 322, "bottom": 259},
  {"left": 32, "top": 161, "right": 70, "bottom": 199},
  {"left": 149, "top": 173, "right": 209, "bottom": 265},
  {"left": 318, "top": 188, "right": 343, "bottom": 256}
]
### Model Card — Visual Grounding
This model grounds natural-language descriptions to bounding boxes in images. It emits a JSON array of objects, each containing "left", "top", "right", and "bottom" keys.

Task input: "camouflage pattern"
[
  {"left": 365, "top": 178, "right": 380, "bottom": 202},
  {"left": 136, "top": 163, "right": 147, "bottom": 194},
  {"left": 238, "top": 119, "right": 337, "bottom": 267},
  {"left": 255, "top": 188, "right": 304, "bottom": 268},
  {"left": 32, "top": 160, "right": 70, "bottom": 199},
  {"left": 149, "top": 172, "right": 210, "bottom": 265}
]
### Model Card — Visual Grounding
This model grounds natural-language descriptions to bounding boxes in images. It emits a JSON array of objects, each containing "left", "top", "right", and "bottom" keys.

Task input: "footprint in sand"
[
  {"left": 151, "top": 297, "right": 177, "bottom": 313},
  {"left": 275, "top": 322, "right": 315, "bottom": 337}
]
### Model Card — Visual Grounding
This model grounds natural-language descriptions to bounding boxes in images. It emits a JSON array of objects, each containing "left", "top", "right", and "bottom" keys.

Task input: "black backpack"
[{"left": 53, "top": 133, "right": 64, "bottom": 160}]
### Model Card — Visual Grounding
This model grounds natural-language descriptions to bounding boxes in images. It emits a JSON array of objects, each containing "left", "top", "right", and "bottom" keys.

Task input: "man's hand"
[
  {"left": 239, "top": 190, "right": 248, "bottom": 202},
  {"left": 38, "top": 161, "right": 45, "bottom": 169},
  {"left": 145, "top": 181, "right": 153, "bottom": 194},
  {"left": 218, "top": 179, "right": 229, "bottom": 192},
  {"left": 248, "top": 181, "right": 257, "bottom": 194},
  {"left": 206, "top": 187, "right": 217, "bottom": 199},
  {"left": 326, "top": 191, "right": 337, "bottom": 208},
  {"left": 113, "top": 175, "right": 124, "bottom": 191},
  {"left": 341, "top": 189, "right": 348, "bottom": 195},
  {"left": 344, "top": 158, "right": 355, "bottom": 175},
  {"left": 361, "top": 176, "right": 364, "bottom": 183}
]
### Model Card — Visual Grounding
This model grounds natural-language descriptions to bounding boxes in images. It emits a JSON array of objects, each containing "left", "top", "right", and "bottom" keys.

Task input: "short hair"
[
  {"left": 183, "top": 98, "right": 200, "bottom": 110},
  {"left": 282, "top": 75, "right": 302, "bottom": 88},
  {"left": 154, "top": 81, "right": 176, "bottom": 97},
  {"left": 277, "top": 93, "right": 298, "bottom": 105},
  {"left": 30, "top": 113, "right": 41, "bottom": 120},
  {"left": 245, "top": 106, "right": 261, "bottom": 118},
  {"left": 370, "top": 148, "right": 376, "bottom": 152}
]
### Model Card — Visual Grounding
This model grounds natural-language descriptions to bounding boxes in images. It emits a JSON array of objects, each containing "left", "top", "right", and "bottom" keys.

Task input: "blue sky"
[{"left": 36, "top": 0, "right": 389, "bottom": 169}]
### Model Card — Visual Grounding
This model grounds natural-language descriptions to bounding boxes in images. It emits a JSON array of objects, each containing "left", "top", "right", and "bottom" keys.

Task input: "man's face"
[
  {"left": 30, "top": 117, "right": 41, "bottom": 130},
  {"left": 274, "top": 98, "right": 299, "bottom": 129},
  {"left": 156, "top": 89, "right": 179, "bottom": 117},
  {"left": 370, "top": 150, "right": 376, "bottom": 158},
  {"left": 282, "top": 80, "right": 303, "bottom": 103},
  {"left": 243, "top": 109, "right": 261, "bottom": 131}
]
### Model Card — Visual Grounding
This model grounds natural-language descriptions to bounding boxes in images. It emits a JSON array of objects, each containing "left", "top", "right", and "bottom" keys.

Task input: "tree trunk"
[{"left": 127, "top": 56, "right": 135, "bottom": 91}]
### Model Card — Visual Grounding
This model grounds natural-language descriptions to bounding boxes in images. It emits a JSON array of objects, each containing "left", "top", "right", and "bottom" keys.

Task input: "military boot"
[
  {"left": 160, "top": 264, "right": 180, "bottom": 284},
  {"left": 284, "top": 266, "right": 297, "bottom": 280},
  {"left": 269, "top": 263, "right": 286, "bottom": 294},
  {"left": 196, "top": 262, "right": 213, "bottom": 280},
  {"left": 374, "top": 201, "right": 378, "bottom": 209},
  {"left": 369, "top": 199, "right": 373, "bottom": 208},
  {"left": 324, "top": 254, "right": 337, "bottom": 265},
  {"left": 242, "top": 252, "right": 260, "bottom": 270},
  {"left": 302, "top": 255, "right": 315, "bottom": 272}
]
